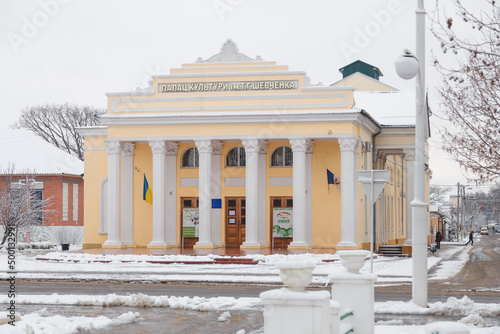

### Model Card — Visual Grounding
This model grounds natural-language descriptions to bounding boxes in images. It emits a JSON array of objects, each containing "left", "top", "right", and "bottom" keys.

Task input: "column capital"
[
  {"left": 165, "top": 141, "right": 178, "bottom": 156},
  {"left": 338, "top": 138, "right": 360, "bottom": 152},
  {"left": 289, "top": 138, "right": 311, "bottom": 152},
  {"left": 149, "top": 140, "right": 167, "bottom": 154},
  {"left": 242, "top": 139, "right": 267, "bottom": 154},
  {"left": 404, "top": 148, "right": 416, "bottom": 161},
  {"left": 306, "top": 140, "right": 314, "bottom": 154},
  {"left": 121, "top": 143, "right": 135, "bottom": 157},
  {"left": 105, "top": 141, "right": 122, "bottom": 155},
  {"left": 195, "top": 140, "right": 222, "bottom": 154},
  {"left": 377, "top": 151, "right": 387, "bottom": 164}
]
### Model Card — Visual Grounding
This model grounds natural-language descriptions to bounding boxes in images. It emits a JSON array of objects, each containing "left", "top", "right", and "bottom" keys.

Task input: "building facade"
[
  {"left": 0, "top": 129, "right": 84, "bottom": 228},
  {"left": 80, "top": 40, "right": 429, "bottom": 250}
]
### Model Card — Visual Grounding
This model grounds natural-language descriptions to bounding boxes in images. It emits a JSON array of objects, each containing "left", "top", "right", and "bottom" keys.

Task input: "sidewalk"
[{"left": 0, "top": 242, "right": 470, "bottom": 286}]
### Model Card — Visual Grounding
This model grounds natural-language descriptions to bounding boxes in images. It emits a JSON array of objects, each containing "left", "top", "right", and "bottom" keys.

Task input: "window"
[
  {"left": 226, "top": 146, "right": 246, "bottom": 167},
  {"left": 182, "top": 147, "right": 199, "bottom": 168},
  {"left": 73, "top": 183, "right": 79, "bottom": 221},
  {"left": 10, "top": 183, "right": 44, "bottom": 225},
  {"left": 271, "top": 146, "right": 293, "bottom": 167},
  {"left": 31, "top": 189, "right": 43, "bottom": 225},
  {"left": 62, "top": 183, "right": 68, "bottom": 221}
]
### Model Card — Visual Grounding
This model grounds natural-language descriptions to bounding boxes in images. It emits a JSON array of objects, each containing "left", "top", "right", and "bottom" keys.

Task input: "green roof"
[{"left": 339, "top": 60, "right": 383, "bottom": 80}]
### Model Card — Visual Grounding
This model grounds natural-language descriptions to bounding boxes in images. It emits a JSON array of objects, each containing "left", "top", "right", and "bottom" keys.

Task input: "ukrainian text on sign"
[{"left": 159, "top": 80, "right": 298, "bottom": 93}]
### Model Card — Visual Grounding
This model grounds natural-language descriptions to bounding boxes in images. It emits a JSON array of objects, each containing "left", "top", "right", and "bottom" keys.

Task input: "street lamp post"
[{"left": 394, "top": 0, "right": 428, "bottom": 307}]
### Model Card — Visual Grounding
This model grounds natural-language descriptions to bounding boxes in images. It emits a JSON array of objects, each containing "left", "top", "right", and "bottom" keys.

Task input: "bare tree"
[
  {"left": 430, "top": 185, "right": 451, "bottom": 205},
  {"left": 431, "top": 0, "right": 500, "bottom": 183},
  {"left": 12, "top": 103, "right": 102, "bottom": 161},
  {"left": 0, "top": 165, "right": 56, "bottom": 246}
]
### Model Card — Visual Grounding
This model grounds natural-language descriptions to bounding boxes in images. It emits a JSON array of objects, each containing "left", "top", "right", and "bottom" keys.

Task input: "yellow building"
[{"left": 79, "top": 40, "right": 430, "bottom": 252}]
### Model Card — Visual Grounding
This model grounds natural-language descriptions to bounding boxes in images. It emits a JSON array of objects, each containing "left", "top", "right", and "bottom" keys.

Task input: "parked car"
[{"left": 480, "top": 227, "right": 489, "bottom": 235}]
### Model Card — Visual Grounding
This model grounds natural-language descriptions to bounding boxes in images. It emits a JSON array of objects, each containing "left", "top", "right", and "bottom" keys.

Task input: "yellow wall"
[
  {"left": 82, "top": 137, "right": 108, "bottom": 248},
  {"left": 311, "top": 141, "right": 342, "bottom": 247}
]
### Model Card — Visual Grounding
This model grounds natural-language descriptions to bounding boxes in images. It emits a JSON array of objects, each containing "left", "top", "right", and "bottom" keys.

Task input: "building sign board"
[
  {"left": 159, "top": 80, "right": 298, "bottom": 93},
  {"left": 272, "top": 208, "right": 293, "bottom": 238},
  {"left": 182, "top": 208, "right": 199, "bottom": 237}
]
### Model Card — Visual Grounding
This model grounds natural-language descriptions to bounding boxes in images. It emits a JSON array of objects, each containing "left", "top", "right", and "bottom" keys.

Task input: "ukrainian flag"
[{"left": 143, "top": 174, "right": 153, "bottom": 204}]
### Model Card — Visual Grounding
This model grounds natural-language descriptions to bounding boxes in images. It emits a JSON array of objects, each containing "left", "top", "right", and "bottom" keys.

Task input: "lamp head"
[{"left": 394, "top": 49, "right": 419, "bottom": 80}]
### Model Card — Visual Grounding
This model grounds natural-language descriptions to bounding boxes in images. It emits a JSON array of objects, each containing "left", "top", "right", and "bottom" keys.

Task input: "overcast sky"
[{"left": 0, "top": 0, "right": 484, "bottom": 187}]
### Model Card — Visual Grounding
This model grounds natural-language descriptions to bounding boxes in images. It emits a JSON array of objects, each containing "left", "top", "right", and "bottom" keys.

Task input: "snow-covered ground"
[{"left": 1, "top": 241, "right": 498, "bottom": 333}]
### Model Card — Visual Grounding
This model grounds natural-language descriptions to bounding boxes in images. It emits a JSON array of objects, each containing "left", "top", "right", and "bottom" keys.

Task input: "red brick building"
[{"left": 0, "top": 130, "right": 84, "bottom": 227}]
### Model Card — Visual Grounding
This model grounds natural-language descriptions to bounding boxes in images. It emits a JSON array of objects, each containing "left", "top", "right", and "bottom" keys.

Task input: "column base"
[
  {"left": 288, "top": 241, "right": 313, "bottom": 250},
  {"left": 147, "top": 241, "right": 168, "bottom": 249},
  {"left": 122, "top": 241, "right": 136, "bottom": 248},
  {"left": 102, "top": 242, "right": 126, "bottom": 249},
  {"left": 336, "top": 242, "right": 359, "bottom": 250},
  {"left": 193, "top": 242, "right": 221, "bottom": 250},
  {"left": 241, "top": 242, "right": 269, "bottom": 249}
]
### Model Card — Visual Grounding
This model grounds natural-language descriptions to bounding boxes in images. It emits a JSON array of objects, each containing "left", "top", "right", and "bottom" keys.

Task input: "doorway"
[
  {"left": 270, "top": 196, "right": 293, "bottom": 248},
  {"left": 225, "top": 197, "right": 246, "bottom": 248}
]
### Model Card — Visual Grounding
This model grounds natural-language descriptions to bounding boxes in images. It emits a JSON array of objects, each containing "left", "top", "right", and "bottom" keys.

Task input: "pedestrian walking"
[
  {"left": 435, "top": 230, "right": 442, "bottom": 249},
  {"left": 465, "top": 229, "right": 474, "bottom": 246}
]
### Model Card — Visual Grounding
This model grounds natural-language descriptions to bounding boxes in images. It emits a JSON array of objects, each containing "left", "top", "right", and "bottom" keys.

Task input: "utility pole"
[{"left": 457, "top": 183, "right": 461, "bottom": 241}]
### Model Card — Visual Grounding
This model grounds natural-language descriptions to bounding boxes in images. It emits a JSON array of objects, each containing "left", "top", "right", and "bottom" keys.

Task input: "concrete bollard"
[
  {"left": 330, "top": 250, "right": 377, "bottom": 334},
  {"left": 260, "top": 288, "right": 331, "bottom": 334}
]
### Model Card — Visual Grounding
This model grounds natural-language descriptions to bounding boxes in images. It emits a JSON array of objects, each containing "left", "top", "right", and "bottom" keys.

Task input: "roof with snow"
[
  {"left": 0, "top": 129, "right": 84, "bottom": 176},
  {"left": 354, "top": 90, "right": 416, "bottom": 126}
]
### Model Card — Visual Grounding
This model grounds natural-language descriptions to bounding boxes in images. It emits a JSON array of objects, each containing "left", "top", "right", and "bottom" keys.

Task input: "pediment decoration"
[{"left": 196, "top": 39, "right": 263, "bottom": 63}]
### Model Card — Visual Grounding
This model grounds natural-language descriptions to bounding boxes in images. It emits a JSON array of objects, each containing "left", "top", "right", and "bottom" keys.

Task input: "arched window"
[
  {"left": 271, "top": 146, "right": 293, "bottom": 167},
  {"left": 182, "top": 147, "right": 199, "bottom": 168},
  {"left": 226, "top": 146, "right": 246, "bottom": 167}
]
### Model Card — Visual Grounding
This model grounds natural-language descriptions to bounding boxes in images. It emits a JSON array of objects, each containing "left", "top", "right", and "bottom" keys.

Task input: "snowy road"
[
  {"left": 1, "top": 237, "right": 499, "bottom": 333},
  {"left": 2, "top": 280, "right": 500, "bottom": 304}
]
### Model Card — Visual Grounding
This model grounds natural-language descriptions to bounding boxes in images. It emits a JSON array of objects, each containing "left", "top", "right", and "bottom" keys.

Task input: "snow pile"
[
  {"left": 375, "top": 296, "right": 500, "bottom": 317},
  {"left": 218, "top": 311, "right": 231, "bottom": 322},
  {"left": 0, "top": 293, "right": 262, "bottom": 312},
  {"left": 0, "top": 309, "right": 142, "bottom": 334},
  {"left": 2, "top": 293, "right": 499, "bottom": 320}
]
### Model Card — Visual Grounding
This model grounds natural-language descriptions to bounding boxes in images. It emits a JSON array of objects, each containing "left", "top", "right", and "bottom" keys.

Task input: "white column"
[
  {"left": 103, "top": 140, "right": 123, "bottom": 247},
  {"left": 194, "top": 140, "right": 218, "bottom": 248},
  {"left": 305, "top": 140, "right": 313, "bottom": 244},
  {"left": 404, "top": 148, "right": 415, "bottom": 245},
  {"left": 337, "top": 138, "right": 360, "bottom": 248},
  {"left": 211, "top": 141, "right": 223, "bottom": 248},
  {"left": 121, "top": 143, "right": 135, "bottom": 246},
  {"left": 148, "top": 140, "right": 167, "bottom": 247},
  {"left": 289, "top": 138, "right": 313, "bottom": 248},
  {"left": 165, "top": 142, "right": 178, "bottom": 247},
  {"left": 242, "top": 139, "right": 268, "bottom": 248}
]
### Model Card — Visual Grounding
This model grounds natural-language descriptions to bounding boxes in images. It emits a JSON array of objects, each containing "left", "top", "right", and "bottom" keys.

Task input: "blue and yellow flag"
[{"left": 143, "top": 174, "right": 153, "bottom": 204}]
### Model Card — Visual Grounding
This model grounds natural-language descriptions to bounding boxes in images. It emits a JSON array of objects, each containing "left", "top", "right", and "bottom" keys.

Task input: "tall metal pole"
[
  {"left": 412, "top": 0, "right": 429, "bottom": 307},
  {"left": 457, "top": 183, "right": 461, "bottom": 241}
]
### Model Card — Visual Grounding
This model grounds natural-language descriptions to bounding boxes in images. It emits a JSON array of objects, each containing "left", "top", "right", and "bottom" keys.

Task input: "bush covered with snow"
[{"left": 0, "top": 241, "right": 56, "bottom": 251}]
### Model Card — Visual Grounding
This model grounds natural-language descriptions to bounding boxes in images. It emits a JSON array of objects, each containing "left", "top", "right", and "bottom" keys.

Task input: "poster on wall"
[
  {"left": 272, "top": 208, "right": 293, "bottom": 238},
  {"left": 183, "top": 208, "right": 199, "bottom": 237}
]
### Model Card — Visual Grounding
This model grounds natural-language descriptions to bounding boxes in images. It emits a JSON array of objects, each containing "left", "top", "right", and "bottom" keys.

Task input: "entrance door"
[
  {"left": 225, "top": 197, "right": 246, "bottom": 248},
  {"left": 271, "top": 197, "right": 293, "bottom": 248},
  {"left": 181, "top": 197, "right": 199, "bottom": 248}
]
